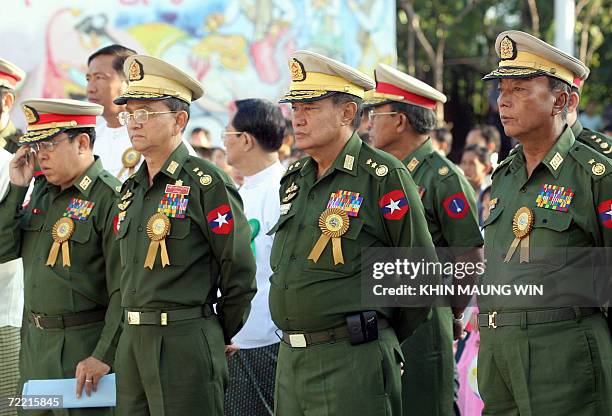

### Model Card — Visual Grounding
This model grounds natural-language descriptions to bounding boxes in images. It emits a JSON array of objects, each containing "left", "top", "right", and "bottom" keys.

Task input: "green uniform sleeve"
[
  {"left": 380, "top": 168, "right": 436, "bottom": 343},
  {"left": 91, "top": 195, "right": 123, "bottom": 367},
  {"left": 199, "top": 177, "right": 257, "bottom": 344},
  {"left": 0, "top": 184, "right": 28, "bottom": 263},
  {"left": 435, "top": 174, "right": 484, "bottom": 250}
]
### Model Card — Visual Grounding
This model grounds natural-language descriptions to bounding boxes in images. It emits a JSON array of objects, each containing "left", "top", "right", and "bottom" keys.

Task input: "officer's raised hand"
[
  {"left": 9, "top": 146, "right": 35, "bottom": 187},
  {"left": 75, "top": 356, "right": 111, "bottom": 398}
]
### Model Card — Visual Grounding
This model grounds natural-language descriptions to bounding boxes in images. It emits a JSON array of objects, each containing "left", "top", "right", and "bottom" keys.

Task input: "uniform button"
[
  {"left": 520, "top": 187, "right": 527, "bottom": 193},
  {"left": 309, "top": 193, "right": 315, "bottom": 200},
  {"left": 542, "top": 219, "right": 547, "bottom": 224},
  {"left": 37, "top": 256, "right": 43, "bottom": 261},
  {"left": 137, "top": 226, "right": 143, "bottom": 232},
  {"left": 145, "top": 196, "right": 150, "bottom": 201},
  {"left": 290, "top": 255, "right": 297, "bottom": 261},
  {"left": 298, "top": 224, "right": 305, "bottom": 230},
  {"left": 284, "top": 284, "right": 289, "bottom": 289},
  {"left": 44, "top": 227, "right": 50, "bottom": 232},
  {"left": 133, "top": 258, "right": 138, "bottom": 264}
]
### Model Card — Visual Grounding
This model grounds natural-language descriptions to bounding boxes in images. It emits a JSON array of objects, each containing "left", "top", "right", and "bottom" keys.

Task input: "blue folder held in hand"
[{"left": 21, "top": 373, "right": 116, "bottom": 408}]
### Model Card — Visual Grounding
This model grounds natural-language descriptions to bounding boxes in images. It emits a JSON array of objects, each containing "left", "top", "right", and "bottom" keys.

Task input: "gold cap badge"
[
  {"left": 499, "top": 36, "right": 517, "bottom": 60},
  {"left": 129, "top": 59, "right": 144, "bottom": 82},
  {"left": 23, "top": 105, "right": 39, "bottom": 124},
  {"left": 290, "top": 58, "right": 306, "bottom": 82}
]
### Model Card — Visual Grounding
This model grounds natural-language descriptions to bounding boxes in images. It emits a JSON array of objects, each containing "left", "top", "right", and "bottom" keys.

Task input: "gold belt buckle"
[
  {"left": 160, "top": 312, "right": 168, "bottom": 326},
  {"left": 127, "top": 311, "right": 141, "bottom": 325},
  {"left": 289, "top": 334, "right": 307, "bottom": 348},
  {"left": 33, "top": 314, "right": 43, "bottom": 329},
  {"left": 488, "top": 311, "right": 498, "bottom": 329}
]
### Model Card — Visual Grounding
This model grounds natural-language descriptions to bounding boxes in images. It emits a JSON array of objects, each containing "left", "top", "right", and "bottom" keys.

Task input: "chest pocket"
[
  {"left": 268, "top": 211, "right": 296, "bottom": 270},
  {"left": 305, "top": 217, "right": 365, "bottom": 275},
  {"left": 116, "top": 217, "right": 131, "bottom": 267},
  {"left": 21, "top": 213, "right": 45, "bottom": 233},
  {"left": 482, "top": 204, "right": 505, "bottom": 244},
  {"left": 70, "top": 221, "right": 93, "bottom": 244},
  {"left": 529, "top": 209, "right": 572, "bottom": 266},
  {"left": 166, "top": 217, "right": 192, "bottom": 266}
]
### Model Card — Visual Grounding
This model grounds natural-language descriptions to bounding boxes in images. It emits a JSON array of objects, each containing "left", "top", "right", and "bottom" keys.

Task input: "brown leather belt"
[
  {"left": 282, "top": 318, "right": 390, "bottom": 348},
  {"left": 28, "top": 309, "right": 107, "bottom": 330}
]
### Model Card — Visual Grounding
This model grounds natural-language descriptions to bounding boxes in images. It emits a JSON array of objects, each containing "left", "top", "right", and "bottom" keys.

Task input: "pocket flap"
[
  {"left": 533, "top": 209, "right": 572, "bottom": 232},
  {"left": 267, "top": 211, "right": 296, "bottom": 236},
  {"left": 344, "top": 217, "right": 364, "bottom": 240},
  {"left": 168, "top": 217, "right": 191, "bottom": 239},
  {"left": 71, "top": 222, "right": 92, "bottom": 243},
  {"left": 116, "top": 217, "right": 130, "bottom": 239},
  {"left": 482, "top": 204, "right": 505, "bottom": 228}
]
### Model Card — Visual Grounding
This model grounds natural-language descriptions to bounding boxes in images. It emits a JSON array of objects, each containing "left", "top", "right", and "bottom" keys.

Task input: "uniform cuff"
[
  {"left": 3, "top": 183, "right": 28, "bottom": 205},
  {"left": 92, "top": 340, "right": 116, "bottom": 368}
]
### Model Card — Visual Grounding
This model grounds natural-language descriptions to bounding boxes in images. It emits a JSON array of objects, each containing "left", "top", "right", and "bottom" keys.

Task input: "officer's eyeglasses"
[
  {"left": 117, "top": 109, "right": 179, "bottom": 126},
  {"left": 368, "top": 111, "right": 398, "bottom": 122},
  {"left": 221, "top": 130, "right": 244, "bottom": 143},
  {"left": 28, "top": 136, "right": 70, "bottom": 153}
]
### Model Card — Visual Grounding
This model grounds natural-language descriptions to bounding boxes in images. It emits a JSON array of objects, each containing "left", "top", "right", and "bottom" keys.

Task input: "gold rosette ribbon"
[
  {"left": 504, "top": 207, "right": 534, "bottom": 263},
  {"left": 46, "top": 218, "right": 75, "bottom": 267},
  {"left": 144, "top": 213, "right": 171, "bottom": 269},
  {"left": 308, "top": 208, "right": 350, "bottom": 265},
  {"left": 118, "top": 147, "right": 141, "bottom": 178}
]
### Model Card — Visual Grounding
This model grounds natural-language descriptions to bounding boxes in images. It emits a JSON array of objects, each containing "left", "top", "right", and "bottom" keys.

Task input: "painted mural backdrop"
[{"left": 1, "top": 0, "right": 396, "bottom": 140}]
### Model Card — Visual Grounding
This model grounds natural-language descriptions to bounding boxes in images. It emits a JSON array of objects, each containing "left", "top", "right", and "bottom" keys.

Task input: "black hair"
[
  {"left": 191, "top": 127, "right": 209, "bottom": 136},
  {"left": 88, "top": 44, "right": 137, "bottom": 80},
  {"left": 162, "top": 97, "right": 191, "bottom": 132},
  {"left": 66, "top": 127, "right": 96, "bottom": 149},
  {"left": 470, "top": 124, "right": 501, "bottom": 152},
  {"left": 388, "top": 101, "right": 436, "bottom": 134},
  {"left": 463, "top": 144, "right": 490, "bottom": 165},
  {"left": 330, "top": 92, "right": 363, "bottom": 130},
  {"left": 547, "top": 77, "right": 571, "bottom": 121},
  {"left": 232, "top": 98, "right": 286, "bottom": 152},
  {"left": 432, "top": 127, "right": 452, "bottom": 146}
]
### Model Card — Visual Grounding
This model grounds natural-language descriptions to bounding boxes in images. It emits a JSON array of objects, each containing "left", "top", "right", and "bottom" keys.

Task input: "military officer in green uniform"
[
  {"left": 0, "top": 58, "right": 25, "bottom": 154},
  {"left": 479, "top": 30, "right": 612, "bottom": 415},
  {"left": 111, "top": 55, "right": 256, "bottom": 416},
  {"left": 366, "top": 63, "right": 484, "bottom": 416},
  {"left": 270, "top": 50, "right": 435, "bottom": 416},
  {"left": 567, "top": 68, "right": 612, "bottom": 158},
  {"left": 0, "top": 98, "right": 122, "bottom": 415}
]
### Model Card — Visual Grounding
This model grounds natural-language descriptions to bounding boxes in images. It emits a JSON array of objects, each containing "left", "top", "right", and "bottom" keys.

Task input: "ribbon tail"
[
  {"left": 519, "top": 235, "right": 530, "bottom": 263},
  {"left": 504, "top": 238, "right": 521, "bottom": 263},
  {"left": 160, "top": 239, "right": 170, "bottom": 268},
  {"left": 331, "top": 237, "right": 344, "bottom": 265},
  {"left": 62, "top": 241, "right": 71, "bottom": 267},
  {"left": 46, "top": 242, "right": 60, "bottom": 266},
  {"left": 144, "top": 241, "right": 159, "bottom": 269},
  {"left": 308, "top": 234, "right": 330, "bottom": 263}
]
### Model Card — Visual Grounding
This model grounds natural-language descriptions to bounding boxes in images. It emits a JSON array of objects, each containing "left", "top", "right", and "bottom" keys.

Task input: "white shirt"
[
  {"left": 232, "top": 161, "right": 284, "bottom": 349},
  {"left": 0, "top": 149, "right": 24, "bottom": 327},
  {"left": 93, "top": 117, "right": 198, "bottom": 182}
]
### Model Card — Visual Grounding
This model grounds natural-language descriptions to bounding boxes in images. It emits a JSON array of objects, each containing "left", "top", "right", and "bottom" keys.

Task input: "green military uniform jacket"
[
  {"left": 115, "top": 143, "right": 256, "bottom": 343},
  {"left": 0, "top": 158, "right": 122, "bottom": 365},
  {"left": 0, "top": 120, "right": 21, "bottom": 154},
  {"left": 268, "top": 133, "right": 435, "bottom": 343},
  {"left": 571, "top": 119, "right": 612, "bottom": 158},
  {"left": 482, "top": 127, "right": 612, "bottom": 311},
  {"left": 403, "top": 138, "right": 483, "bottom": 250}
]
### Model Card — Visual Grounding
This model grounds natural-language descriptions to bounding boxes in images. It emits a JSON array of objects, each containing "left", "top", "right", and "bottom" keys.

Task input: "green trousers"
[
  {"left": 401, "top": 307, "right": 454, "bottom": 416},
  {"left": 17, "top": 321, "right": 112, "bottom": 416},
  {"left": 274, "top": 327, "right": 403, "bottom": 416},
  {"left": 115, "top": 316, "right": 227, "bottom": 416},
  {"left": 478, "top": 312, "right": 612, "bottom": 416}
]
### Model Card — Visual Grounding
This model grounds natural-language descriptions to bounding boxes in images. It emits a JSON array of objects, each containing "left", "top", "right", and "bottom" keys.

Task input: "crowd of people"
[{"left": 0, "top": 28, "right": 610, "bottom": 416}]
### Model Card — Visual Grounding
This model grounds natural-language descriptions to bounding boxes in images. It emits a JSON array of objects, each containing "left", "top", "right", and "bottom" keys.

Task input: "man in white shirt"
[
  {"left": 0, "top": 148, "right": 23, "bottom": 416},
  {"left": 223, "top": 98, "right": 285, "bottom": 416},
  {"left": 87, "top": 45, "right": 199, "bottom": 182}
]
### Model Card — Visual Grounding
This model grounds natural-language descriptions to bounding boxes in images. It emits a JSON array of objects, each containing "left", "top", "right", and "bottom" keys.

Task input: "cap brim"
[
  {"left": 279, "top": 90, "right": 340, "bottom": 104},
  {"left": 19, "top": 128, "right": 66, "bottom": 145},
  {"left": 482, "top": 66, "right": 547, "bottom": 81}
]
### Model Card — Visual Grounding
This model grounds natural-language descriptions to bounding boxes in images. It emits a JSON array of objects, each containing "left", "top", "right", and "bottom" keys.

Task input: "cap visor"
[
  {"left": 279, "top": 90, "right": 338, "bottom": 104},
  {"left": 19, "top": 128, "right": 65, "bottom": 145},
  {"left": 482, "top": 66, "right": 546, "bottom": 81}
]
